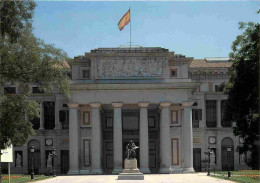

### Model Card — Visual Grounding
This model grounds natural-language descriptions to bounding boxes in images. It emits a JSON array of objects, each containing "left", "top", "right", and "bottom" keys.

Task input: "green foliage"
[
  {"left": 0, "top": 95, "right": 38, "bottom": 149},
  {"left": 0, "top": 1, "right": 36, "bottom": 43},
  {"left": 0, "top": 1, "right": 70, "bottom": 151},
  {"left": 224, "top": 22, "right": 259, "bottom": 169}
]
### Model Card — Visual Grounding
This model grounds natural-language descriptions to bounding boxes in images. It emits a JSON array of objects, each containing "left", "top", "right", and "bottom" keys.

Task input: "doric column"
[
  {"left": 182, "top": 102, "right": 195, "bottom": 172},
  {"left": 217, "top": 99, "right": 222, "bottom": 128},
  {"left": 138, "top": 102, "right": 150, "bottom": 174},
  {"left": 90, "top": 103, "right": 103, "bottom": 174},
  {"left": 201, "top": 99, "right": 206, "bottom": 128},
  {"left": 68, "top": 103, "right": 79, "bottom": 174},
  {"left": 112, "top": 103, "right": 123, "bottom": 174},
  {"left": 55, "top": 100, "right": 60, "bottom": 129},
  {"left": 39, "top": 102, "right": 44, "bottom": 130},
  {"left": 159, "top": 102, "right": 172, "bottom": 173}
]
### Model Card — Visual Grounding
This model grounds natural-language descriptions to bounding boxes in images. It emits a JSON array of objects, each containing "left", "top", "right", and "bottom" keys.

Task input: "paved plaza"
[{"left": 35, "top": 173, "right": 233, "bottom": 183}]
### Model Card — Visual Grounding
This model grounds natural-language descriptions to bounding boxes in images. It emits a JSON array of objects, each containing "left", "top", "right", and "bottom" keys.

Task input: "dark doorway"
[
  {"left": 122, "top": 111, "right": 140, "bottom": 168},
  {"left": 148, "top": 110, "right": 160, "bottom": 173},
  {"left": 193, "top": 148, "right": 201, "bottom": 172},
  {"left": 221, "top": 137, "right": 234, "bottom": 171},
  {"left": 60, "top": 150, "right": 69, "bottom": 174},
  {"left": 102, "top": 110, "right": 113, "bottom": 174},
  {"left": 28, "top": 140, "right": 41, "bottom": 174}
]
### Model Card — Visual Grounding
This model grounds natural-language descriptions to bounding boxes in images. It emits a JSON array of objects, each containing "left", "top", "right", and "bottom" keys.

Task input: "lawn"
[
  {"left": 1, "top": 174, "right": 52, "bottom": 183},
  {"left": 212, "top": 170, "right": 260, "bottom": 183}
]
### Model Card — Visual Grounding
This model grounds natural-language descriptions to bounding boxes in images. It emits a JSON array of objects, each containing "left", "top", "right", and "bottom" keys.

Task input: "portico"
[{"left": 68, "top": 47, "right": 199, "bottom": 174}]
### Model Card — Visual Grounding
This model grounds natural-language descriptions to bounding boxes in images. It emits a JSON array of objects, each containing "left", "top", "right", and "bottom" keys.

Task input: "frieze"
[{"left": 95, "top": 58, "right": 164, "bottom": 79}]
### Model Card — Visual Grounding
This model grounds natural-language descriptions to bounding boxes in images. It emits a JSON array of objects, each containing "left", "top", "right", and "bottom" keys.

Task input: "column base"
[
  {"left": 140, "top": 168, "right": 151, "bottom": 174},
  {"left": 171, "top": 167, "right": 183, "bottom": 173},
  {"left": 79, "top": 169, "right": 90, "bottom": 174},
  {"left": 112, "top": 168, "right": 123, "bottom": 174},
  {"left": 159, "top": 168, "right": 171, "bottom": 174},
  {"left": 68, "top": 169, "right": 79, "bottom": 175},
  {"left": 90, "top": 169, "right": 103, "bottom": 174},
  {"left": 182, "top": 167, "right": 195, "bottom": 173}
]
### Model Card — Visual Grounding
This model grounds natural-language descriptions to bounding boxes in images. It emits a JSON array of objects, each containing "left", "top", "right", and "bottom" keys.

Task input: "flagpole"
[{"left": 130, "top": 8, "right": 131, "bottom": 48}]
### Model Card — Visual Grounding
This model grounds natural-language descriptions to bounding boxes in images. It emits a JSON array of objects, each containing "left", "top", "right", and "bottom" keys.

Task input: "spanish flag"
[{"left": 118, "top": 9, "right": 130, "bottom": 31}]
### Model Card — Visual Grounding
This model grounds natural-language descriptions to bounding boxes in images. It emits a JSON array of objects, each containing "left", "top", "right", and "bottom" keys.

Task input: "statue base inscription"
[{"left": 118, "top": 158, "right": 144, "bottom": 180}]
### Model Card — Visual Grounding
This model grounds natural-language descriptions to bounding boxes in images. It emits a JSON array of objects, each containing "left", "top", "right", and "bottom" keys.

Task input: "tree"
[
  {"left": 0, "top": 0, "right": 36, "bottom": 43},
  {"left": 224, "top": 21, "right": 259, "bottom": 169},
  {"left": 0, "top": 1, "right": 70, "bottom": 181}
]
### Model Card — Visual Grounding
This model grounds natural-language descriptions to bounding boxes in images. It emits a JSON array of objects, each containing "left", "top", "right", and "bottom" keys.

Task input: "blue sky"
[{"left": 33, "top": 1, "right": 259, "bottom": 59}]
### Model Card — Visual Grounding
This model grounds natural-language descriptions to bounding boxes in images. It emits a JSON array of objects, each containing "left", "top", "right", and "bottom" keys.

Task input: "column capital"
[
  {"left": 160, "top": 102, "right": 171, "bottom": 108},
  {"left": 68, "top": 103, "right": 79, "bottom": 109},
  {"left": 112, "top": 102, "right": 123, "bottom": 108},
  {"left": 138, "top": 102, "right": 149, "bottom": 108},
  {"left": 182, "top": 102, "right": 194, "bottom": 108},
  {"left": 90, "top": 103, "right": 101, "bottom": 109}
]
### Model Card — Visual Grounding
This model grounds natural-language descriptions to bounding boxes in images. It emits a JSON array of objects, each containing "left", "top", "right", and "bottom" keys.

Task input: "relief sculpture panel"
[{"left": 96, "top": 58, "right": 164, "bottom": 79}]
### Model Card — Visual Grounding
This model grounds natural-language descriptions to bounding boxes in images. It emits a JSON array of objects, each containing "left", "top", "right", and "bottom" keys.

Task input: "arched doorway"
[
  {"left": 28, "top": 140, "right": 41, "bottom": 174},
  {"left": 221, "top": 137, "right": 234, "bottom": 171}
]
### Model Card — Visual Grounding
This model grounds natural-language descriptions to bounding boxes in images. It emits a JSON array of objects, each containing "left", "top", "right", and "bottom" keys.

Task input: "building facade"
[{"left": 3, "top": 47, "right": 250, "bottom": 175}]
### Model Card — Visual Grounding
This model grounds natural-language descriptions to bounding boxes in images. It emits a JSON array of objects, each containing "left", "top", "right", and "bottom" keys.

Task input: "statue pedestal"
[{"left": 118, "top": 158, "right": 144, "bottom": 180}]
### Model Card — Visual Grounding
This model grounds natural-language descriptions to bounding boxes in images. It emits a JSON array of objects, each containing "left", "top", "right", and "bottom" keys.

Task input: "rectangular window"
[
  {"left": 59, "top": 110, "right": 69, "bottom": 129},
  {"left": 32, "top": 87, "right": 44, "bottom": 93},
  {"left": 82, "top": 70, "right": 90, "bottom": 79},
  {"left": 215, "top": 85, "right": 223, "bottom": 92},
  {"left": 44, "top": 102, "right": 55, "bottom": 129},
  {"left": 83, "top": 111, "right": 90, "bottom": 125},
  {"left": 170, "top": 68, "right": 177, "bottom": 77},
  {"left": 84, "top": 140, "right": 90, "bottom": 166},
  {"left": 4, "top": 87, "right": 16, "bottom": 94},
  {"left": 172, "top": 138, "right": 179, "bottom": 165},
  {"left": 171, "top": 110, "right": 178, "bottom": 124},
  {"left": 221, "top": 100, "right": 231, "bottom": 127},
  {"left": 192, "top": 109, "right": 202, "bottom": 128},
  {"left": 206, "top": 100, "right": 217, "bottom": 127}
]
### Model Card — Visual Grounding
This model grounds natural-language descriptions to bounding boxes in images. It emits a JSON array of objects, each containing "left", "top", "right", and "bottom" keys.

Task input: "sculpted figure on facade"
[
  {"left": 96, "top": 59, "right": 163, "bottom": 78},
  {"left": 125, "top": 140, "right": 139, "bottom": 159},
  {"left": 210, "top": 150, "right": 216, "bottom": 165},
  {"left": 16, "top": 153, "right": 22, "bottom": 167},
  {"left": 47, "top": 153, "right": 52, "bottom": 168}
]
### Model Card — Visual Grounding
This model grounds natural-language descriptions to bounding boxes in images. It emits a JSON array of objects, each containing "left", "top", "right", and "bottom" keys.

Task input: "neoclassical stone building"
[{"left": 4, "top": 46, "right": 250, "bottom": 175}]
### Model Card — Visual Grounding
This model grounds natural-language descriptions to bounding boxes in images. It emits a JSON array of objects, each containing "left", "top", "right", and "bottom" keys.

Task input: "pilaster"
[
  {"left": 217, "top": 99, "right": 222, "bottom": 128},
  {"left": 39, "top": 102, "right": 44, "bottom": 130}
]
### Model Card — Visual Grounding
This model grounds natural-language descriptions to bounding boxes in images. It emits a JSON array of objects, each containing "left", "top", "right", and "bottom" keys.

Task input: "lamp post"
[
  {"left": 227, "top": 146, "right": 232, "bottom": 178},
  {"left": 50, "top": 147, "right": 57, "bottom": 177},
  {"left": 30, "top": 145, "right": 35, "bottom": 180},
  {"left": 206, "top": 146, "right": 212, "bottom": 176}
]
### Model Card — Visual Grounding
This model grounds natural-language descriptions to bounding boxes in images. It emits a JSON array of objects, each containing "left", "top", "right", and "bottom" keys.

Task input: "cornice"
[{"left": 70, "top": 82, "right": 200, "bottom": 91}]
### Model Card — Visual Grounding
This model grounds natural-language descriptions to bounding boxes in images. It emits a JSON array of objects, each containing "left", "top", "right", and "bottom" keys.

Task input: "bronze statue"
[{"left": 125, "top": 140, "right": 139, "bottom": 159}]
